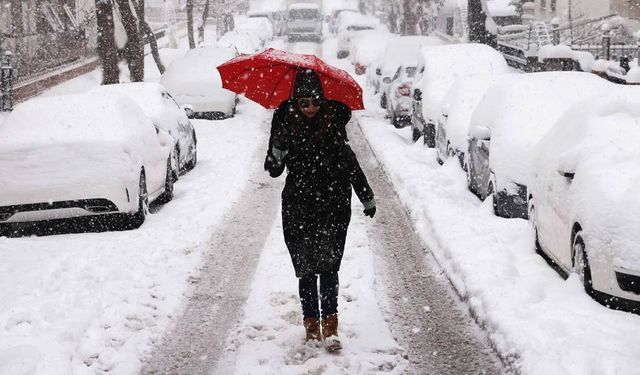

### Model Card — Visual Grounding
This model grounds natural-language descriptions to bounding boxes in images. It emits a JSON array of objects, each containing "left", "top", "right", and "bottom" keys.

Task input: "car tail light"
[
  {"left": 355, "top": 63, "right": 366, "bottom": 75},
  {"left": 397, "top": 83, "right": 411, "bottom": 97}
]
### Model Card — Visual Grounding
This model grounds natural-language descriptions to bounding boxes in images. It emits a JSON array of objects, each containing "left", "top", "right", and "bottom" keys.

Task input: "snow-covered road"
[{"left": 2, "top": 29, "right": 640, "bottom": 375}]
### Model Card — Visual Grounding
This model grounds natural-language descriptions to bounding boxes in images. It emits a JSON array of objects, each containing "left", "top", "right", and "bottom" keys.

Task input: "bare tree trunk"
[
  {"left": 141, "top": 21, "right": 165, "bottom": 74},
  {"left": 96, "top": 0, "right": 120, "bottom": 84},
  {"left": 187, "top": 0, "right": 196, "bottom": 48},
  {"left": 198, "top": 0, "right": 211, "bottom": 44},
  {"left": 135, "top": 0, "right": 165, "bottom": 74},
  {"left": 11, "top": 0, "right": 23, "bottom": 35},
  {"left": 115, "top": 0, "right": 145, "bottom": 81}
]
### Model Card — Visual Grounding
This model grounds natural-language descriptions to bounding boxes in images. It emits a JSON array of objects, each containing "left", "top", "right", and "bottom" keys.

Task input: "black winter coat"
[{"left": 264, "top": 99, "right": 374, "bottom": 277}]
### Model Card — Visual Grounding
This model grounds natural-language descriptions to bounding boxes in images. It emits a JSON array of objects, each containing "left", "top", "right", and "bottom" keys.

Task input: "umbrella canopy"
[{"left": 216, "top": 48, "right": 364, "bottom": 110}]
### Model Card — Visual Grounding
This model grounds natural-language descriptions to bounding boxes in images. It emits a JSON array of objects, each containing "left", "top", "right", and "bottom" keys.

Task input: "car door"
[
  {"left": 436, "top": 113, "right": 448, "bottom": 159},
  {"left": 163, "top": 91, "right": 192, "bottom": 165},
  {"left": 468, "top": 137, "right": 491, "bottom": 199},
  {"left": 544, "top": 168, "right": 575, "bottom": 268}
]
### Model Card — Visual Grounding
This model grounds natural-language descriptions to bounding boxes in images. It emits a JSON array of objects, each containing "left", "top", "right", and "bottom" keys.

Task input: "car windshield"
[
  {"left": 406, "top": 67, "right": 418, "bottom": 78},
  {"left": 289, "top": 9, "right": 320, "bottom": 19}
]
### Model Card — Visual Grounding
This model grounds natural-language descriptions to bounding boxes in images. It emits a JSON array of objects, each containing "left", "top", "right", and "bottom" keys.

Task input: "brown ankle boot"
[
  {"left": 303, "top": 317, "right": 322, "bottom": 342},
  {"left": 321, "top": 313, "right": 342, "bottom": 352}
]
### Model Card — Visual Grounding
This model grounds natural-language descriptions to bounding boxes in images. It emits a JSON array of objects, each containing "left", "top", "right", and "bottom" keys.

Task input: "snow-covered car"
[
  {"left": 529, "top": 93, "right": 640, "bottom": 310},
  {"left": 371, "top": 36, "right": 442, "bottom": 98},
  {"left": 410, "top": 43, "right": 509, "bottom": 146},
  {"left": 467, "top": 72, "right": 612, "bottom": 218},
  {"left": 328, "top": 8, "right": 358, "bottom": 34},
  {"left": 217, "top": 30, "right": 261, "bottom": 54},
  {"left": 383, "top": 64, "right": 420, "bottom": 128},
  {"left": 285, "top": 3, "right": 323, "bottom": 41},
  {"left": 248, "top": 10, "right": 286, "bottom": 36},
  {"left": 436, "top": 74, "right": 506, "bottom": 167},
  {"left": 0, "top": 93, "right": 175, "bottom": 230},
  {"left": 335, "top": 12, "right": 379, "bottom": 59},
  {"left": 235, "top": 16, "right": 274, "bottom": 46},
  {"left": 349, "top": 29, "right": 390, "bottom": 75},
  {"left": 161, "top": 45, "right": 239, "bottom": 119},
  {"left": 91, "top": 82, "right": 197, "bottom": 175}
]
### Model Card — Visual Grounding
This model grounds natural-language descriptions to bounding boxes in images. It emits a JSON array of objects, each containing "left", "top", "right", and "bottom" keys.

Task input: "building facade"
[
  {"left": 0, "top": 0, "right": 93, "bottom": 81},
  {"left": 532, "top": 0, "right": 640, "bottom": 22}
]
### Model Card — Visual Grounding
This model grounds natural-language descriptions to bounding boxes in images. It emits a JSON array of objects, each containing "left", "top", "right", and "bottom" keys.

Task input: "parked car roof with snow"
[
  {"left": 161, "top": 45, "right": 239, "bottom": 119},
  {"left": 234, "top": 16, "right": 274, "bottom": 45},
  {"left": 410, "top": 43, "right": 509, "bottom": 146},
  {"left": 217, "top": 30, "right": 261, "bottom": 54},
  {"left": 349, "top": 29, "right": 391, "bottom": 74},
  {"left": 90, "top": 82, "right": 198, "bottom": 174},
  {"left": 437, "top": 73, "right": 507, "bottom": 163},
  {"left": 470, "top": 72, "right": 612, "bottom": 190}
]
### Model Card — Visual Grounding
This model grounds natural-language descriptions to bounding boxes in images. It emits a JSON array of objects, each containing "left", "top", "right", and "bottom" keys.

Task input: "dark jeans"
[{"left": 299, "top": 272, "right": 339, "bottom": 319}]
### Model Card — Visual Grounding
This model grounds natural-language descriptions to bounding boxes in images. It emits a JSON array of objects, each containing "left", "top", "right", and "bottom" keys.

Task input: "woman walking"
[{"left": 264, "top": 69, "right": 376, "bottom": 352}]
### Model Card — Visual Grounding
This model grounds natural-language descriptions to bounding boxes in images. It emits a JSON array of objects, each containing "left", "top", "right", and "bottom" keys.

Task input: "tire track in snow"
[
  {"left": 349, "top": 119, "right": 506, "bottom": 374},
  {"left": 141, "top": 139, "right": 283, "bottom": 375}
]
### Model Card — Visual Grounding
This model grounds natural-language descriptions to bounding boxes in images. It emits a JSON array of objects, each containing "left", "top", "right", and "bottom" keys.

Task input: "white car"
[
  {"left": 410, "top": 43, "right": 509, "bottom": 146},
  {"left": 328, "top": 8, "right": 358, "bottom": 34},
  {"left": 217, "top": 30, "right": 261, "bottom": 54},
  {"left": 0, "top": 93, "right": 174, "bottom": 230},
  {"left": 335, "top": 12, "right": 379, "bottom": 59},
  {"left": 436, "top": 74, "right": 505, "bottom": 168},
  {"left": 529, "top": 93, "right": 640, "bottom": 310},
  {"left": 285, "top": 3, "right": 323, "bottom": 41},
  {"left": 371, "top": 36, "right": 442, "bottom": 99},
  {"left": 349, "top": 29, "right": 390, "bottom": 75},
  {"left": 466, "top": 72, "right": 612, "bottom": 219},
  {"left": 91, "top": 82, "right": 198, "bottom": 175},
  {"left": 161, "top": 45, "right": 239, "bottom": 120},
  {"left": 383, "top": 64, "right": 419, "bottom": 128},
  {"left": 248, "top": 10, "right": 286, "bottom": 36},
  {"left": 235, "top": 16, "right": 274, "bottom": 46}
]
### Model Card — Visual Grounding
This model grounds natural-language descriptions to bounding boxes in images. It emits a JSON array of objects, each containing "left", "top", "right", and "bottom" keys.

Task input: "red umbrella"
[{"left": 216, "top": 48, "right": 364, "bottom": 110}]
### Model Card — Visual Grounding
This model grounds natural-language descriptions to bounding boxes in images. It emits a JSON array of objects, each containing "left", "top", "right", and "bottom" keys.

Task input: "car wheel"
[
  {"left": 411, "top": 123, "right": 422, "bottom": 143},
  {"left": 156, "top": 158, "right": 175, "bottom": 204},
  {"left": 447, "top": 144, "right": 455, "bottom": 158},
  {"left": 572, "top": 231, "right": 594, "bottom": 295},
  {"left": 186, "top": 148, "right": 197, "bottom": 171},
  {"left": 528, "top": 200, "right": 544, "bottom": 255},
  {"left": 392, "top": 115, "right": 404, "bottom": 129},
  {"left": 173, "top": 147, "right": 181, "bottom": 180},
  {"left": 487, "top": 181, "right": 498, "bottom": 213},
  {"left": 380, "top": 93, "right": 387, "bottom": 109},
  {"left": 128, "top": 171, "right": 149, "bottom": 229}
]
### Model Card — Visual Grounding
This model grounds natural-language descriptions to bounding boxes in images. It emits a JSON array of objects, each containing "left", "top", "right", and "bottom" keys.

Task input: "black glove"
[{"left": 363, "top": 206, "right": 376, "bottom": 218}]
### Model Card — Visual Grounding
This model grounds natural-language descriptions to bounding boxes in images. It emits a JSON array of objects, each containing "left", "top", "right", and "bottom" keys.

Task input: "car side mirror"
[
  {"left": 470, "top": 126, "right": 491, "bottom": 141},
  {"left": 413, "top": 88, "right": 422, "bottom": 101},
  {"left": 558, "top": 170, "right": 575, "bottom": 180},
  {"left": 181, "top": 104, "right": 194, "bottom": 118},
  {"left": 557, "top": 151, "right": 579, "bottom": 180},
  {"left": 376, "top": 68, "right": 381, "bottom": 76}
]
